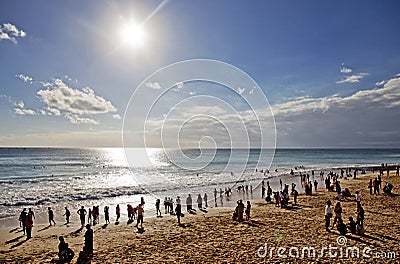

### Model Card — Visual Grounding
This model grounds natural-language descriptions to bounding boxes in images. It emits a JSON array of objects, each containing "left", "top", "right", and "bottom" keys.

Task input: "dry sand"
[{"left": 1, "top": 172, "right": 399, "bottom": 263}]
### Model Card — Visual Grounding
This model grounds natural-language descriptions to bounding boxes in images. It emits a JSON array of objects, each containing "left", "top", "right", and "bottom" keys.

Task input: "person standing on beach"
[
  {"left": 332, "top": 202, "right": 342, "bottom": 228},
  {"left": 197, "top": 194, "right": 202, "bottom": 209},
  {"left": 368, "top": 179, "right": 373, "bottom": 195},
  {"left": 314, "top": 180, "right": 318, "bottom": 192},
  {"left": 135, "top": 204, "right": 144, "bottom": 229},
  {"left": 48, "top": 207, "right": 56, "bottom": 226},
  {"left": 214, "top": 188, "right": 217, "bottom": 202},
  {"left": 104, "top": 206, "right": 110, "bottom": 224},
  {"left": 176, "top": 196, "right": 182, "bottom": 225},
  {"left": 84, "top": 224, "right": 93, "bottom": 254},
  {"left": 25, "top": 215, "right": 33, "bottom": 240},
  {"left": 186, "top": 194, "right": 193, "bottom": 212},
  {"left": 155, "top": 199, "right": 161, "bottom": 217},
  {"left": 127, "top": 204, "right": 134, "bottom": 221},
  {"left": 87, "top": 208, "right": 92, "bottom": 225},
  {"left": 325, "top": 200, "right": 332, "bottom": 232},
  {"left": 280, "top": 179, "right": 283, "bottom": 190},
  {"left": 28, "top": 208, "right": 35, "bottom": 221},
  {"left": 19, "top": 208, "right": 27, "bottom": 235},
  {"left": 204, "top": 193, "right": 208, "bottom": 208},
  {"left": 63, "top": 207, "right": 71, "bottom": 224},
  {"left": 77, "top": 206, "right": 87, "bottom": 227},
  {"left": 237, "top": 200, "right": 245, "bottom": 222},
  {"left": 245, "top": 201, "right": 251, "bottom": 221},
  {"left": 116, "top": 204, "right": 120, "bottom": 222}
]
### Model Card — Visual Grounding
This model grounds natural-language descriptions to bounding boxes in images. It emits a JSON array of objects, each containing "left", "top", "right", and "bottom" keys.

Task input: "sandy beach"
[{"left": 1, "top": 171, "right": 399, "bottom": 263}]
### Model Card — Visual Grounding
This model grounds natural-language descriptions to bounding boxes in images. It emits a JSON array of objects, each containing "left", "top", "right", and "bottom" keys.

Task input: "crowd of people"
[{"left": 13, "top": 164, "right": 398, "bottom": 263}]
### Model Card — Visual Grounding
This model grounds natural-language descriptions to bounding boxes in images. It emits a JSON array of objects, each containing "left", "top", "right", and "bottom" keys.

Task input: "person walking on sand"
[
  {"left": 25, "top": 215, "right": 33, "bottom": 240},
  {"left": 48, "top": 207, "right": 56, "bottom": 226},
  {"left": 19, "top": 208, "right": 27, "bottom": 235},
  {"left": 63, "top": 207, "right": 71, "bottom": 224},
  {"left": 245, "top": 201, "right": 251, "bottom": 221},
  {"left": 77, "top": 206, "right": 87, "bottom": 227},
  {"left": 204, "top": 193, "right": 208, "bottom": 208},
  {"left": 197, "top": 194, "right": 203, "bottom": 209},
  {"left": 135, "top": 204, "right": 144, "bottom": 229},
  {"left": 84, "top": 224, "right": 93, "bottom": 254},
  {"left": 325, "top": 200, "right": 332, "bottom": 232}
]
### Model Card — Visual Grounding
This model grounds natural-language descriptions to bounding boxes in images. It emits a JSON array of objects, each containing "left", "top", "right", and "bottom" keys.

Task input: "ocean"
[{"left": 0, "top": 148, "right": 399, "bottom": 225}]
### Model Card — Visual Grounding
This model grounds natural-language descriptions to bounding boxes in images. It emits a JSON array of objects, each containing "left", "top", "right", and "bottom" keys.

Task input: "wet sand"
[{"left": 1, "top": 171, "right": 399, "bottom": 263}]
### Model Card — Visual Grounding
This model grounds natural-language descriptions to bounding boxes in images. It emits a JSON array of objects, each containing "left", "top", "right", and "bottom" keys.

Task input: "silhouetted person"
[
  {"left": 197, "top": 194, "right": 202, "bottom": 209},
  {"left": 204, "top": 193, "right": 208, "bottom": 207},
  {"left": 186, "top": 194, "right": 193, "bottom": 212},
  {"left": 58, "top": 236, "right": 74, "bottom": 263},
  {"left": 84, "top": 224, "right": 93, "bottom": 254},
  {"left": 116, "top": 204, "right": 120, "bottom": 222},
  {"left": 25, "top": 215, "right": 33, "bottom": 240},
  {"left": 63, "top": 207, "right": 71, "bottom": 224},
  {"left": 155, "top": 199, "right": 161, "bottom": 217},
  {"left": 77, "top": 206, "right": 87, "bottom": 227},
  {"left": 104, "top": 206, "right": 110, "bottom": 224},
  {"left": 245, "top": 201, "right": 251, "bottom": 221},
  {"left": 176, "top": 196, "right": 182, "bottom": 224},
  {"left": 19, "top": 208, "right": 27, "bottom": 235},
  {"left": 48, "top": 207, "right": 56, "bottom": 226}
]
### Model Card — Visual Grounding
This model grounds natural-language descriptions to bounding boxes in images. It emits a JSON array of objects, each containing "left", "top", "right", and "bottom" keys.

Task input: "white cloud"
[
  {"left": 145, "top": 82, "right": 161, "bottom": 90},
  {"left": 375, "top": 80, "right": 386, "bottom": 86},
  {"left": 113, "top": 114, "right": 121, "bottom": 119},
  {"left": 37, "top": 79, "right": 117, "bottom": 115},
  {"left": 13, "top": 100, "right": 24, "bottom": 108},
  {"left": 340, "top": 66, "right": 352, "bottom": 74},
  {"left": 14, "top": 108, "right": 36, "bottom": 116},
  {"left": 0, "top": 23, "right": 26, "bottom": 44},
  {"left": 337, "top": 73, "right": 368, "bottom": 84},
  {"left": 16, "top": 74, "right": 33, "bottom": 83},
  {"left": 237, "top": 87, "right": 245, "bottom": 95},
  {"left": 65, "top": 113, "right": 99, "bottom": 125},
  {"left": 46, "top": 107, "right": 61, "bottom": 116}
]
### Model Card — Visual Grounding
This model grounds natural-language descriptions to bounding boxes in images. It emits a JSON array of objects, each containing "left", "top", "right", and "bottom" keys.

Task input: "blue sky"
[{"left": 1, "top": 0, "right": 399, "bottom": 147}]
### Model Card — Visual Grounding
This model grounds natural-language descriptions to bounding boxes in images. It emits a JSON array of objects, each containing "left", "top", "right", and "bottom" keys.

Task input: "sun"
[{"left": 120, "top": 21, "right": 146, "bottom": 47}]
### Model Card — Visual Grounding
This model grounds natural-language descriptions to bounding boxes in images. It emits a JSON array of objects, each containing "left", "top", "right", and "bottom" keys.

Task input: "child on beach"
[
  {"left": 245, "top": 201, "right": 251, "bottom": 221},
  {"left": 347, "top": 216, "right": 357, "bottom": 234}
]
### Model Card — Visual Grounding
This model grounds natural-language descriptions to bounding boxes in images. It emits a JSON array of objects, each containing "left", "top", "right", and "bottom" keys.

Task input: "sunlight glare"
[{"left": 120, "top": 21, "right": 147, "bottom": 47}]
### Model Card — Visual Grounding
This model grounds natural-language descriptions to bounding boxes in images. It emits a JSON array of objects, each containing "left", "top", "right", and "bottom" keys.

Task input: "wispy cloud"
[
  {"left": 16, "top": 74, "right": 33, "bottom": 83},
  {"left": 0, "top": 23, "right": 26, "bottom": 44},
  {"left": 145, "top": 81, "right": 161, "bottom": 89},
  {"left": 337, "top": 73, "right": 368, "bottom": 84},
  {"left": 112, "top": 114, "right": 121, "bottom": 119},
  {"left": 37, "top": 79, "right": 117, "bottom": 115},
  {"left": 65, "top": 113, "right": 99, "bottom": 125}
]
